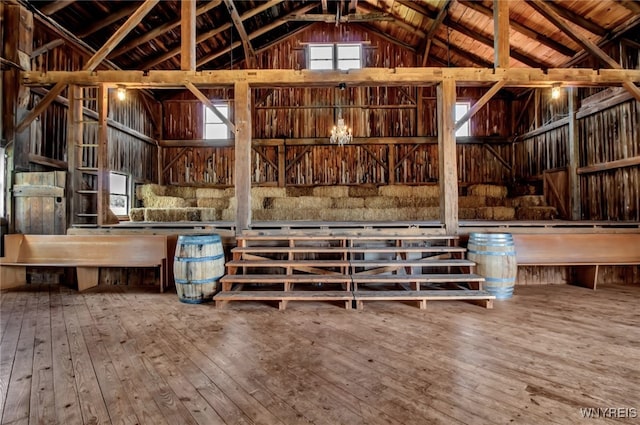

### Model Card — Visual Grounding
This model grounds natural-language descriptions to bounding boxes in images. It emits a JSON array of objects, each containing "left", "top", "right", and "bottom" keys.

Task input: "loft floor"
[{"left": 1, "top": 283, "right": 638, "bottom": 424}]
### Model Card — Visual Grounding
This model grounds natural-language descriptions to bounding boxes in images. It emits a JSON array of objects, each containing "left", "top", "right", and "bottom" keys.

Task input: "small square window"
[
  {"left": 308, "top": 43, "right": 362, "bottom": 70},
  {"left": 337, "top": 44, "right": 361, "bottom": 70},
  {"left": 109, "top": 172, "right": 128, "bottom": 216},
  {"left": 204, "top": 104, "right": 230, "bottom": 139}
]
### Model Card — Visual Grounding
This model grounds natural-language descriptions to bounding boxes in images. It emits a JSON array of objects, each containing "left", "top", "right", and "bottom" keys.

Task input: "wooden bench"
[
  {"left": 0, "top": 234, "right": 176, "bottom": 292},
  {"left": 513, "top": 233, "right": 640, "bottom": 289}
]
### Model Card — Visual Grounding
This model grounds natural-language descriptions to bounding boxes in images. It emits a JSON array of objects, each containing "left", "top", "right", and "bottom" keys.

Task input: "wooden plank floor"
[{"left": 1, "top": 283, "right": 639, "bottom": 425}]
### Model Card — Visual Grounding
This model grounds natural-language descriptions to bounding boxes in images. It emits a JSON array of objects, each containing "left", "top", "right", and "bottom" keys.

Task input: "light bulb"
[
  {"left": 116, "top": 86, "right": 126, "bottom": 101},
  {"left": 551, "top": 84, "right": 561, "bottom": 100}
]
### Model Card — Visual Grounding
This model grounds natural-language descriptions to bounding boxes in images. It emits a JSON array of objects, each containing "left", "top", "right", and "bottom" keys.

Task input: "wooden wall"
[{"left": 161, "top": 24, "right": 513, "bottom": 187}]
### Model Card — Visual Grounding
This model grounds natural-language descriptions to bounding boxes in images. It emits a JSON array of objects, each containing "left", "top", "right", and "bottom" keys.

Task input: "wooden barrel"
[
  {"left": 173, "top": 234, "right": 225, "bottom": 304},
  {"left": 466, "top": 233, "right": 517, "bottom": 299}
]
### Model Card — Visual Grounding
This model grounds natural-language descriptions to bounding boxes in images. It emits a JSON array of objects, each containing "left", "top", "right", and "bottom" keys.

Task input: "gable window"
[
  {"left": 109, "top": 172, "right": 129, "bottom": 216},
  {"left": 455, "top": 102, "right": 471, "bottom": 137},
  {"left": 308, "top": 43, "right": 362, "bottom": 70},
  {"left": 203, "top": 104, "right": 230, "bottom": 139}
]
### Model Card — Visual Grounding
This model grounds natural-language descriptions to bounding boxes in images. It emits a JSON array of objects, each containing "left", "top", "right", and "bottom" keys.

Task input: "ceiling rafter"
[
  {"left": 419, "top": 0, "right": 453, "bottom": 67},
  {"left": 77, "top": 2, "right": 143, "bottom": 38},
  {"left": 615, "top": 0, "right": 640, "bottom": 14},
  {"left": 457, "top": 0, "right": 576, "bottom": 57},
  {"left": 527, "top": 0, "right": 640, "bottom": 101},
  {"left": 321, "top": 0, "right": 328, "bottom": 14},
  {"left": 140, "top": 0, "right": 287, "bottom": 70},
  {"left": 39, "top": 0, "right": 75, "bottom": 16},
  {"left": 532, "top": 0, "right": 607, "bottom": 36},
  {"left": 197, "top": 3, "right": 318, "bottom": 68},
  {"left": 223, "top": 0, "right": 257, "bottom": 68},
  {"left": 109, "top": 0, "right": 222, "bottom": 59},
  {"left": 378, "top": 1, "right": 550, "bottom": 69}
]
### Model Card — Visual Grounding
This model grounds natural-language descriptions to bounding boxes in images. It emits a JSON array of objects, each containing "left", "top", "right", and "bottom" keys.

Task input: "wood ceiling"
[{"left": 24, "top": 0, "right": 640, "bottom": 72}]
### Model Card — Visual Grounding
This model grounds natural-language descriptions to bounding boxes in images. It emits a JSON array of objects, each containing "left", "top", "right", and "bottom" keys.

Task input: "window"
[
  {"left": 308, "top": 43, "right": 362, "bottom": 70},
  {"left": 455, "top": 102, "right": 471, "bottom": 137},
  {"left": 203, "top": 104, "right": 230, "bottom": 139},
  {"left": 0, "top": 147, "right": 4, "bottom": 218},
  {"left": 109, "top": 172, "right": 129, "bottom": 216}
]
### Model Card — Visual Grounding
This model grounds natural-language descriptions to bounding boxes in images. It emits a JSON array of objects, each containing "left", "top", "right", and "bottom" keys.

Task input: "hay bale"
[
  {"left": 475, "top": 207, "right": 494, "bottom": 220},
  {"left": 364, "top": 208, "right": 413, "bottom": 221},
  {"left": 493, "top": 207, "right": 516, "bottom": 220},
  {"left": 414, "top": 207, "right": 439, "bottom": 220},
  {"left": 228, "top": 196, "right": 265, "bottom": 210},
  {"left": 349, "top": 185, "right": 378, "bottom": 197},
  {"left": 199, "top": 208, "right": 221, "bottom": 221},
  {"left": 516, "top": 206, "right": 557, "bottom": 220},
  {"left": 322, "top": 208, "right": 365, "bottom": 221},
  {"left": 286, "top": 187, "right": 313, "bottom": 197},
  {"left": 412, "top": 185, "right": 440, "bottom": 198},
  {"left": 312, "top": 186, "right": 349, "bottom": 198},
  {"left": 364, "top": 196, "right": 400, "bottom": 208},
  {"left": 195, "top": 188, "right": 228, "bottom": 199},
  {"left": 271, "top": 197, "right": 332, "bottom": 210},
  {"left": 458, "top": 196, "right": 487, "bottom": 208},
  {"left": 509, "top": 195, "right": 545, "bottom": 208},
  {"left": 137, "top": 184, "right": 165, "bottom": 200},
  {"left": 221, "top": 208, "right": 235, "bottom": 221},
  {"left": 144, "top": 208, "right": 201, "bottom": 222},
  {"left": 165, "top": 186, "right": 197, "bottom": 199},
  {"left": 144, "top": 196, "right": 188, "bottom": 208},
  {"left": 128, "top": 208, "right": 145, "bottom": 221},
  {"left": 252, "top": 187, "right": 286, "bottom": 198},
  {"left": 459, "top": 208, "right": 477, "bottom": 219},
  {"left": 333, "top": 197, "right": 365, "bottom": 209},
  {"left": 467, "top": 184, "right": 508, "bottom": 198},
  {"left": 196, "top": 198, "right": 229, "bottom": 209},
  {"left": 397, "top": 197, "right": 439, "bottom": 208},
  {"left": 378, "top": 185, "right": 414, "bottom": 197}
]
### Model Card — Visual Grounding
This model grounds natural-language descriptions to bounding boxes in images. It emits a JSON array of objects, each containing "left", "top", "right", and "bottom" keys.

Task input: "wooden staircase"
[{"left": 215, "top": 230, "right": 495, "bottom": 310}]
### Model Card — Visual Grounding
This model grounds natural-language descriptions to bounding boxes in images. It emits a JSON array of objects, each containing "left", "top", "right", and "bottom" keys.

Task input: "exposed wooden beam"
[
  {"left": 197, "top": 4, "right": 317, "bottom": 68},
  {"left": 77, "top": 3, "right": 143, "bottom": 38},
  {"left": 528, "top": 0, "right": 640, "bottom": 102},
  {"left": 431, "top": 36, "right": 493, "bottom": 68},
  {"left": 84, "top": 0, "right": 159, "bottom": 71},
  {"left": 109, "top": 0, "right": 221, "bottom": 59},
  {"left": 97, "top": 84, "right": 109, "bottom": 226},
  {"left": 567, "top": 87, "right": 581, "bottom": 220},
  {"left": 535, "top": 0, "right": 607, "bottom": 36},
  {"left": 373, "top": 0, "right": 549, "bottom": 69},
  {"left": 31, "top": 39, "right": 64, "bottom": 58},
  {"left": 484, "top": 144, "right": 512, "bottom": 171},
  {"left": 224, "top": 0, "right": 257, "bottom": 68},
  {"left": 39, "top": 1, "right": 74, "bottom": 16},
  {"left": 22, "top": 68, "right": 640, "bottom": 88},
  {"left": 16, "top": 0, "right": 159, "bottom": 133},
  {"left": 455, "top": 80, "right": 507, "bottom": 131},
  {"left": 493, "top": 0, "right": 510, "bottom": 68},
  {"left": 420, "top": 0, "right": 452, "bottom": 67},
  {"left": 355, "top": 23, "right": 416, "bottom": 53},
  {"left": 184, "top": 81, "right": 236, "bottom": 133},
  {"left": 287, "top": 12, "right": 393, "bottom": 23},
  {"left": 577, "top": 156, "right": 640, "bottom": 174},
  {"left": 615, "top": 0, "right": 640, "bottom": 14},
  {"left": 141, "top": 0, "right": 284, "bottom": 69},
  {"left": 181, "top": 0, "right": 196, "bottom": 70},
  {"left": 321, "top": 0, "right": 328, "bottom": 14},
  {"left": 458, "top": 0, "right": 576, "bottom": 57}
]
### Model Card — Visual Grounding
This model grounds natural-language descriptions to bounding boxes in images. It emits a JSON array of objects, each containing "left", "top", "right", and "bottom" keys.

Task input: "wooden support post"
[
  {"left": 388, "top": 143, "right": 396, "bottom": 184},
  {"left": 234, "top": 80, "right": 252, "bottom": 233},
  {"left": 567, "top": 87, "right": 581, "bottom": 220},
  {"left": 97, "top": 84, "right": 109, "bottom": 226},
  {"left": 437, "top": 78, "right": 458, "bottom": 235},
  {"left": 277, "top": 143, "right": 285, "bottom": 187},
  {"left": 181, "top": 0, "right": 196, "bottom": 71},
  {"left": 493, "top": 0, "right": 510, "bottom": 68}
]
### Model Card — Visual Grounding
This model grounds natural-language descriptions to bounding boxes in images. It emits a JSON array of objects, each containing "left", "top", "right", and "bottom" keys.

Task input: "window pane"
[
  {"left": 204, "top": 104, "right": 229, "bottom": 139},
  {"left": 309, "top": 45, "right": 333, "bottom": 60},
  {"left": 337, "top": 44, "right": 361, "bottom": 70},
  {"left": 110, "top": 195, "right": 128, "bottom": 216},
  {"left": 455, "top": 102, "right": 470, "bottom": 137},
  {"left": 110, "top": 173, "right": 127, "bottom": 195},
  {"left": 310, "top": 60, "right": 334, "bottom": 70},
  {"left": 337, "top": 59, "right": 361, "bottom": 70}
]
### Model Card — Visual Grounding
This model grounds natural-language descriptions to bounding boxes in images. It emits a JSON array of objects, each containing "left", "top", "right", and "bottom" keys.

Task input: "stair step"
[
  {"left": 353, "top": 289, "right": 495, "bottom": 309},
  {"left": 232, "top": 246, "right": 466, "bottom": 254},
  {"left": 214, "top": 290, "right": 353, "bottom": 310}
]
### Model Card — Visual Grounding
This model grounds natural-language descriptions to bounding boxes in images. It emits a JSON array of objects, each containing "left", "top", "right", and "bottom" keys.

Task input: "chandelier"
[{"left": 330, "top": 115, "right": 352, "bottom": 146}]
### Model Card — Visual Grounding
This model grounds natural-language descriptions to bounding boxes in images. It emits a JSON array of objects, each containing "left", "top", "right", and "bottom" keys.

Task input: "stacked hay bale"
[
  {"left": 467, "top": 184, "right": 515, "bottom": 220},
  {"left": 510, "top": 195, "right": 557, "bottom": 220}
]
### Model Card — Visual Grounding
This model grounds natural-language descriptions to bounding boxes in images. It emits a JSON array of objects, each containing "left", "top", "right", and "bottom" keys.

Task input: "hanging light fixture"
[
  {"left": 116, "top": 85, "right": 126, "bottom": 101},
  {"left": 551, "top": 83, "right": 561, "bottom": 100},
  {"left": 330, "top": 83, "right": 352, "bottom": 146}
]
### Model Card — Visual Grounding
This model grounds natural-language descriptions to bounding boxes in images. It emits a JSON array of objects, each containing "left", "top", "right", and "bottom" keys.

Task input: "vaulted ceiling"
[{"left": 25, "top": 0, "right": 640, "bottom": 72}]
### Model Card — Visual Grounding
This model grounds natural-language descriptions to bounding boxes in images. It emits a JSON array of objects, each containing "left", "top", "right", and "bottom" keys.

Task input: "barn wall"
[{"left": 161, "top": 24, "right": 513, "bottom": 187}]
